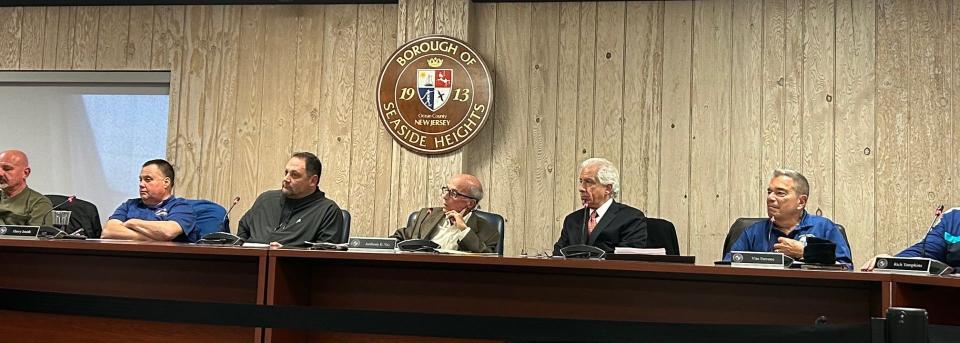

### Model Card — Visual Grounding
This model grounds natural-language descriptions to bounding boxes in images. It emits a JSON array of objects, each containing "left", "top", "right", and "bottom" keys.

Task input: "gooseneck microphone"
[
  {"left": 219, "top": 196, "right": 241, "bottom": 231},
  {"left": 921, "top": 204, "right": 945, "bottom": 259},
  {"left": 40, "top": 195, "right": 75, "bottom": 226}
]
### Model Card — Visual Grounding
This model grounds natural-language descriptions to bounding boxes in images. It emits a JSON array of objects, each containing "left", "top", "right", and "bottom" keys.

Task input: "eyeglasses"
[{"left": 441, "top": 186, "right": 478, "bottom": 201}]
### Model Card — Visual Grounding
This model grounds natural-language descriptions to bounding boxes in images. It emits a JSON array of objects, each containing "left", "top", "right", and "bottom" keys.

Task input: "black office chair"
[
  {"left": 339, "top": 209, "right": 351, "bottom": 244},
  {"left": 721, "top": 217, "right": 765, "bottom": 257},
  {"left": 44, "top": 194, "right": 102, "bottom": 238},
  {"left": 645, "top": 217, "right": 680, "bottom": 255},
  {"left": 836, "top": 223, "right": 851, "bottom": 256},
  {"left": 407, "top": 210, "right": 506, "bottom": 255}
]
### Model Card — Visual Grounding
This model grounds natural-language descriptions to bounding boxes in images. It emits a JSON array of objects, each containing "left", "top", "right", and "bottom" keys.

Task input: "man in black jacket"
[
  {"left": 238, "top": 152, "right": 343, "bottom": 247},
  {"left": 553, "top": 158, "right": 647, "bottom": 256}
]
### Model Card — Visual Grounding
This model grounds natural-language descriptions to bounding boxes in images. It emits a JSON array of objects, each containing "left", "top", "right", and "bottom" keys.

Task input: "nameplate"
[
  {"left": 875, "top": 257, "right": 954, "bottom": 275},
  {"left": 730, "top": 251, "right": 791, "bottom": 269},
  {"left": 0, "top": 225, "right": 40, "bottom": 239},
  {"left": 348, "top": 237, "right": 397, "bottom": 251}
]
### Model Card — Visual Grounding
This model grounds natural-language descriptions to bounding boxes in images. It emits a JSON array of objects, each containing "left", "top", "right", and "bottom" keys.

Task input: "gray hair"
[
  {"left": 580, "top": 158, "right": 620, "bottom": 198},
  {"left": 772, "top": 168, "right": 809, "bottom": 196},
  {"left": 465, "top": 181, "right": 484, "bottom": 201}
]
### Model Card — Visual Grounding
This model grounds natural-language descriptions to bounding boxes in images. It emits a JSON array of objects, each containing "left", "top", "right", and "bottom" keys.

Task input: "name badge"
[
  {"left": 348, "top": 237, "right": 398, "bottom": 252},
  {"left": 875, "top": 256, "right": 954, "bottom": 275},
  {"left": 0, "top": 225, "right": 40, "bottom": 239},
  {"left": 730, "top": 251, "right": 793, "bottom": 269}
]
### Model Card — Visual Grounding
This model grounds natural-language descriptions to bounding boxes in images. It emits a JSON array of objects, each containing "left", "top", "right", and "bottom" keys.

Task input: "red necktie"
[{"left": 587, "top": 210, "right": 598, "bottom": 234}]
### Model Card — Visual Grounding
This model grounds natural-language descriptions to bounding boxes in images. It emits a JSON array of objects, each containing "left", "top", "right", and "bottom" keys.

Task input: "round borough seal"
[{"left": 377, "top": 35, "right": 493, "bottom": 155}]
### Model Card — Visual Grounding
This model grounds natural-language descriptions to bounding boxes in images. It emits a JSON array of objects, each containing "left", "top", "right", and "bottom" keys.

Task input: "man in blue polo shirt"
[
  {"left": 102, "top": 159, "right": 197, "bottom": 242},
  {"left": 862, "top": 207, "right": 960, "bottom": 271},
  {"left": 724, "top": 169, "right": 853, "bottom": 264}
]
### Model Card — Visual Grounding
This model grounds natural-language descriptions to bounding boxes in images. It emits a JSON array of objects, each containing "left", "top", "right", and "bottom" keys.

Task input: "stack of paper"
[{"left": 613, "top": 247, "right": 666, "bottom": 255}]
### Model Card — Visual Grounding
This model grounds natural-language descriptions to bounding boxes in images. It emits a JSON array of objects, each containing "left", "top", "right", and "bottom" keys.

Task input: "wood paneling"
[
  {"left": 659, "top": 1, "right": 693, "bottom": 254},
  {"left": 0, "top": 1, "right": 957, "bottom": 266},
  {"left": 835, "top": 0, "right": 876, "bottom": 264}
]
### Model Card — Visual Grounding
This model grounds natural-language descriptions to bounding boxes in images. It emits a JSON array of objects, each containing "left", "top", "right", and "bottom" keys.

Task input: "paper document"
[
  {"left": 614, "top": 247, "right": 666, "bottom": 255},
  {"left": 242, "top": 242, "right": 270, "bottom": 248}
]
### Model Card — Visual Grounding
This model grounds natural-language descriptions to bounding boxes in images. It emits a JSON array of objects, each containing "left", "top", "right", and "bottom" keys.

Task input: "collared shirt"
[
  {"left": 724, "top": 211, "right": 853, "bottom": 264},
  {"left": 430, "top": 212, "right": 473, "bottom": 250},
  {"left": 593, "top": 198, "right": 614, "bottom": 222},
  {"left": 109, "top": 196, "right": 197, "bottom": 242}
]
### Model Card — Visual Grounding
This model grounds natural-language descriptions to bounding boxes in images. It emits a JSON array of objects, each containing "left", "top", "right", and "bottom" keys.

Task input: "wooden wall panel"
[
  {"left": 464, "top": 2, "right": 496, "bottom": 215},
  {"left": 876, "top": 0, "right": 912, "bottom": 255},
  {"left": 227, "top": 5, "right": 266, "bottom": 231},
  {"left": 127, "top": 6, "right": 155, "bottom": 70},
  {"left": 19, "top": 7, "right": 45, "bottom": 70},
  {"left": 0, "top": 8, "right": 22, "bottom": 69},
  {"left": 576, "top": 2, "right": 597, "bottom": 164},
  {"left": 174, "top": 5, "right": 221, "bottom": 197},
  {"left": 71, "top": 7, "right": 99, "bottom": 70},
  {"left": 524, "top": 2, "right": 560, "bottom": 254},
  {"left": 835, "top": 0, "right": 876, "bottom": 265},
  {"left": 761, "top": 0, "right": 786, "bottom": 200},
  {"left": 374, "top": 4, "right": 400, "bottom": 233},
  {"left": 659, "top": 0, "right": 692, "bottom": 254},
  {"left": 95, "top": 6, "right": 130, "bottom": 69},
  {"left": 490, "top": 2, "right": 531, "bottom": 256},
  {"left": 254, "top": 5, "right": 298, "bottom": 193},
  {"left": 1, "top": 1, "right": 957, "bottom": 260},
  {"left": 729, "top": 0, "right": 763, "bottom": 219},
  {"left": 801, "top": 0, "right": 836, "bottom": 216},
  {"left": 53, "top": 7, "right": 76, "bottom": 69},
  {"left": 621, "top": 1, "right": 663, "bottom": 217},
  {"left": 348, "top": 4, "right": 385, "bottom": 235},
  {"left": 40, "top": 7, "right": 59, "bottom": 69},
  {"left": 690, "top": 0, "right": 732, "bottom": 261},
  {"left": 907, "top": 0, "right": 952, "bottom": 246},
  {"left": 551, "top": 2, "right": 581, "bottom": 247},
  {"left": 592, "top": 1, "right": 625, "bottom": 169},
  {"left": 784, "top": 0, "right": 804, "bottom": 170},
  {"left": 201, "top": 6, "right": 241, "bottom": 207},
  {"left": 316, "top": 5, "right": 358, "bottom": 207},
  {"left": 290, "top": 6, "right": 324, "bottom": 164}
]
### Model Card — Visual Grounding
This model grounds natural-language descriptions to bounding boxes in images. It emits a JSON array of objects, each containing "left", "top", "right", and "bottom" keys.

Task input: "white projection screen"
[{"left": 0, "top": 71, "right": 170, "bottom": 220}]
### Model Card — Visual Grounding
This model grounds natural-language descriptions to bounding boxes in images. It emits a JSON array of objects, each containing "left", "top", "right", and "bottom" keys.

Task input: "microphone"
[
  {"left": 219, "top": 196, "right": 240, "bottom": 232},
  {"left": 40, "top": 195, "right": 75, "bottom": 226},
  {"left": 921, "top": 204, "right": 945, "bottom": 259}
]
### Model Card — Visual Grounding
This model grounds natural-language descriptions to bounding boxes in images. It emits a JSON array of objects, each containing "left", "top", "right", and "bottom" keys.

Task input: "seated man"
[
  {"left": 0, "top": 150, "right": 53, "bottom": 226},
  {"left": 724, "top": 169, "right": 853, "bottom": 264},
  {"left": 103, "top": 159, "right": 198, "bottom": 242},
  {"left": 238, "top": 152, "right": 343, "bottom": 247},
  {"left": 862, "top": 207, "right": 960, "bottom": 271},
  {"left": 390, "top": 174, "right": 500, "bottom": 253},
  {"left": 553, "top": 158, "right": 647, "bottom": 256}
]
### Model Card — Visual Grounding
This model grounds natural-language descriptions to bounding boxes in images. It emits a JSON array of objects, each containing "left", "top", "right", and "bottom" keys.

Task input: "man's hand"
[
  {"left": 446, "top": 209, "right": 468, "bottom": 231},
  {"left": 270, "top": 241, "right": 283, "bottom": 248},
  {"left": 122, "top": 219, "right": 144, "bottom": 228},
  {"left": 773, "top": 237, "right": 804, "bottom": 259},
  {"left": 861, "top": 254, "right": 892, "bottom": 271}
]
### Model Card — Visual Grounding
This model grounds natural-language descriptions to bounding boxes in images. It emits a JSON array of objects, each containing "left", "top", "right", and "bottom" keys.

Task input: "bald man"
[
  {"left": 390, "top": 174, "right": 500, "bottom": 253},
  {"left": 0, "top": 150, "right": 53, "bottom": 226}
]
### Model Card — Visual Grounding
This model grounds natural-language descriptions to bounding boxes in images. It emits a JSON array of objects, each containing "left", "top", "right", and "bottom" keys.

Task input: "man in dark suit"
[
  {"left": 553, "top": 158, "right": 647, "bottom": 256},
  {"left": 390, "top": 174, "right": 500, "bottom": 253}
]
